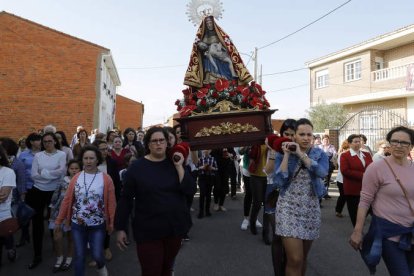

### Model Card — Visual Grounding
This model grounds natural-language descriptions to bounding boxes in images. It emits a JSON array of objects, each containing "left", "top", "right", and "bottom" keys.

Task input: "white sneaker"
[
  {"left": 213, "top": 204, "right": 219, "bottom": 211},
  {"left": 241, "top": 219, "right": 249, "bottom": 230},
  {"left": 219, "top": 206, "right": 227, "bottom": 212},
  {"left": 256, "top": 220, "right": 263, "bottom": 228},
  {"left": 97, "top": 265, "right": 108, "bottom": 276}
]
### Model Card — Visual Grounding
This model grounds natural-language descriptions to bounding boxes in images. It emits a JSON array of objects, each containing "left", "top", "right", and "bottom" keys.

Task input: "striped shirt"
[{"left": 197, "top": 155, "right": 218, "bottom": 176}]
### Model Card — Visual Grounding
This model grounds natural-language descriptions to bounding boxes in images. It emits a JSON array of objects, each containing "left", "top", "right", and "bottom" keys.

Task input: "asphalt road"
[{"left": 1, "top": 184, "right": 389, "bottom": 276}]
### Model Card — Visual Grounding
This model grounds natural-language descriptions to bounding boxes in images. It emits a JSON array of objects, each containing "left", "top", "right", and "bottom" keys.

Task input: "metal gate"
[{"left": 338, "top": 106, "right": 408, "bottom": 151}]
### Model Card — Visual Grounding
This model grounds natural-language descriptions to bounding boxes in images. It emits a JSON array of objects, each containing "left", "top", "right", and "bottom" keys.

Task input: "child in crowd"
[{"left": 49, "top": 160, "right": 81, "bottom": 272}]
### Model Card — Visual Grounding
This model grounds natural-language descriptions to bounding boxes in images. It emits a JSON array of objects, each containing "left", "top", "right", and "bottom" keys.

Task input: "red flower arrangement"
[{"left": 175, "top": 79, "right": 270, "bottom": 117}]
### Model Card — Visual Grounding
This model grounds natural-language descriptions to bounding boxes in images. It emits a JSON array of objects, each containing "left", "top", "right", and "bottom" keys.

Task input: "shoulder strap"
[{"left": 383, "top": 159, "right": 414, "bottom": 216}]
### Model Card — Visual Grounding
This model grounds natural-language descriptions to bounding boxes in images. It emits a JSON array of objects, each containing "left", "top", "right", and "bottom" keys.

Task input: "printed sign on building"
[{"left": 407, "top": 64, "right": 414, "bottom": 91}]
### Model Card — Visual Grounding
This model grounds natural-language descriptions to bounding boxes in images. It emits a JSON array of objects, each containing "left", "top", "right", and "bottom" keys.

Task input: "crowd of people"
[{"left": 0, "top": 121, "right": 413, "bottom": 276}]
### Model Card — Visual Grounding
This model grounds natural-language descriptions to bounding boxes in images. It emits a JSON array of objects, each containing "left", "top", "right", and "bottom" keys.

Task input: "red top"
[
  {"left": 340, "top": 150, "right": 373, "bottom": 196},
  {"left": 110, "top": 148, "right": 130, "bottom": 171}
]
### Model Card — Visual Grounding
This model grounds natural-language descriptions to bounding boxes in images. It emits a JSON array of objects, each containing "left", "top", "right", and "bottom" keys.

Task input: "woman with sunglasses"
[
  {"left": 26, "top": 132, "right": 66, "bottom": 269},
  {"left": 115, "top": 127, "right": 196, "bottom": 275}
]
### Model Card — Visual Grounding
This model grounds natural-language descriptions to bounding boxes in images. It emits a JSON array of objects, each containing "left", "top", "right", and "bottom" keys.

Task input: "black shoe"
[
  {"left": 16, "top": 235, "right": 30, "bottom": 248},
  {"left": 7, "top": 249, "right": 17, "bottom": 262},
  {"left": 250, "top": 225, "right": 257, "bottom": 235},
  {"left": 53, "top": 264, "right": 62, "bottom": 273},
  {"left": 61, "top": 260, "right": 72, "bottom": 271},
  {"left": 263, "top": 237, "right": 271, "bottom": 245},
  {"left": 28, "top": 257, "right": 42, "bottom": 269}
]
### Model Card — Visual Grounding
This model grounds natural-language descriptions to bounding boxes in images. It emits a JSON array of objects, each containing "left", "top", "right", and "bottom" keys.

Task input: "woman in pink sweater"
[{"left": 350, "top": 126, "right": 414, "bottom": 275}]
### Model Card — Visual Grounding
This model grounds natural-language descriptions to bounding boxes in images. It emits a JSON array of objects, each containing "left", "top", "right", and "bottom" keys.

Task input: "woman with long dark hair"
[
  {"left": 264, "top": 119, "right": 296, "bottom": 275},
  {"left": 55, "top": 131, "right": 74, "bottom": 163},
  {"left": 274, "top": 118, "right": 328, "bottom": 276},
  {"left": 122, "top": 127, "right": 145, "bottom": 158}
]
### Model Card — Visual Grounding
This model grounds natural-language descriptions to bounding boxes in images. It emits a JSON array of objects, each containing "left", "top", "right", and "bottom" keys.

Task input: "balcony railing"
[{"left": 372, "top": 64, "right": 412, "bottom": 82}]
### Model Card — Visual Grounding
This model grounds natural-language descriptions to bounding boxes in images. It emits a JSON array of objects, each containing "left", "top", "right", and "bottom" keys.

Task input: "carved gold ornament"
[
  {"left": 195, "top": 122, "right": 260, "bottom": 137},
  {"left": 190, "top": 100, "right": 259, "bottom": 116}
]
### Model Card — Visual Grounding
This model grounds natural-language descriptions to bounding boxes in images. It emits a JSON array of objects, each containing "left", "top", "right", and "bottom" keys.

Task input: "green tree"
[{"left": 307, "top": 103, "right": 347, "bottom": 132}]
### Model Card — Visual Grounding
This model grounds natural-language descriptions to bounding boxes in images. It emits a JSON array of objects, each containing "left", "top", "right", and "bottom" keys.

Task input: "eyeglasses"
[
  {"left": 149, "top": 138, "right": 166, "bottom": 145},
  {"left": 389, "top": 139, "right": 411, "bottom": 148},
  {"left": 43, "top": 140, "right": 54, "bottom": 143}
]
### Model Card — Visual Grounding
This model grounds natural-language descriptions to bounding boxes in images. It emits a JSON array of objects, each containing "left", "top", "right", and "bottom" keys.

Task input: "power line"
[
  {"left": 268, "top": 83, "right": 309, "bottom": 92},
  {"left": 258, "top": 0, "right": 352, "bottom": 50},
  {"left": 118, "top": 64, "right": 186, "bottom": 70},
  {"left": 262, "top": 67, "right": 307, "bottom": 76}
]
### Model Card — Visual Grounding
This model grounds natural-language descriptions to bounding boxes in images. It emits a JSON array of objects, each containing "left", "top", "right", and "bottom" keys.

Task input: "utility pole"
[
  {"left": 259, "top": 64, "right": 263, "bottom": 86},
  {"left": 253, "top": 47, "right": 258, "bottom": 81}
]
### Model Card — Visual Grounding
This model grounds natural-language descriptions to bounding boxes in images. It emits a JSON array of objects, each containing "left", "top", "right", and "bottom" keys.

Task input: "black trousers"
[
  {"left": 229, "top": 167, "right": 237, "bottom": 197},
  {"left": 242, "top": 175, "right": 252, "bottom": 217},
  {"left": 26, "top": 187, "right": 54, "bottom": 258},
  {"left": 249, "top": 175, "right": 267, "bottom": 228},
  {"left": 335, "top": 182, "right": 346, "bottom": 214},
  {"left": 214, "top": 172, "right": 229, "bottom": 206},
  {"left": 198, "top": 175, "right": 214, "bottom": 214},
  {"left": 345, "top": 195, "right": 360, "bottom": 227}
]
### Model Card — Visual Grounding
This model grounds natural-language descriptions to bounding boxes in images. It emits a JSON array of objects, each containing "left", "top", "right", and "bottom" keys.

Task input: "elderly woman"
[
  {"left": 350, "top": 126, "right": 414, "bottom": 275},
  {"left": 26, "top": 132, "right": 66, "bottom": 269},
  {"left": 55, "top": 146, "right": 116, "bottom": 276},
  {"left": 274, "top": 118, "right": 328, "bottom": 276},
  {"left": 340, "top": 134, "right": 373, "bottom": 227},
  {"left": 372, "top": 140, "right": 391, "bottom": 162},
  {"left": 115, "top": 127, "right": 196, "bottom": 276}
]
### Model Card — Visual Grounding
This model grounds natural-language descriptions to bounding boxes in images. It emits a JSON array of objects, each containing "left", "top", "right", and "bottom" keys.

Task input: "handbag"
[
  {"left": 0, "top": 217, "right": 19, "bottom": 237},
  {"left": 16, "top": 201, "right": 35, "bottom": 226}
]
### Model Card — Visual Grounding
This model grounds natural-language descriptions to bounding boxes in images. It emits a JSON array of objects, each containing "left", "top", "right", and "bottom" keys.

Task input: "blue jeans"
[
  {"left": 71, "top": 222, "right": 106, "bottom": 276},
  {"left": 382, "top": 239, "right": 414, "bottom": 276}
]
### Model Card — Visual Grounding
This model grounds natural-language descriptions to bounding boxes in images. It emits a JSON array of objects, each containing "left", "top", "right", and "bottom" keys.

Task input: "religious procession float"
[{"left": 175, "top": 0, "right": 276, "bottom": 149}]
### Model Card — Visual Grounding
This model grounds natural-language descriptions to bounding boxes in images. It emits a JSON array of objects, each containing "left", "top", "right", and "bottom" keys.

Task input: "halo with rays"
[{"left": 186, "top": 0, "right": 224, "bottom": 26}]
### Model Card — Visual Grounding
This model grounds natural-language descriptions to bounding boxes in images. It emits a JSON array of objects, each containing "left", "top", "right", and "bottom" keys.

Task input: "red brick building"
[
  {"left": 115, "top": 95, "right": 144, "bottom": 131},
  {"left": 0, "top": 11, "right": 124, "bottom": 139}
]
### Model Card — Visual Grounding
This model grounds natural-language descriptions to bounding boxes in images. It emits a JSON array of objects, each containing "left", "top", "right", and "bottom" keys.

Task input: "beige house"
[{"left": 306, "top": 24, "right": 414, "bottom": 148}]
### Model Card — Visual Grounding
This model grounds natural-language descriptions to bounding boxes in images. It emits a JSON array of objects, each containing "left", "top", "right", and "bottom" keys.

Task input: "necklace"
[{"left": 83, "top": 170, "right": 98, "bottom": 204}]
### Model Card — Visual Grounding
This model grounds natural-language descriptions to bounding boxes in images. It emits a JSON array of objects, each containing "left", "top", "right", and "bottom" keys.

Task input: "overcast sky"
[{"left": 2, "top": 0, "right": 413, "bottom": 126}]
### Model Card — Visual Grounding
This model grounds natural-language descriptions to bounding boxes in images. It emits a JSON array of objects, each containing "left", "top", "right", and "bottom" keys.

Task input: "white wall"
[
  {"left": 407, "top": 96, "right": 414, "bottom": 125},
  {"left": 98, "top": 56, "right": 117, "bottom": 133}
]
